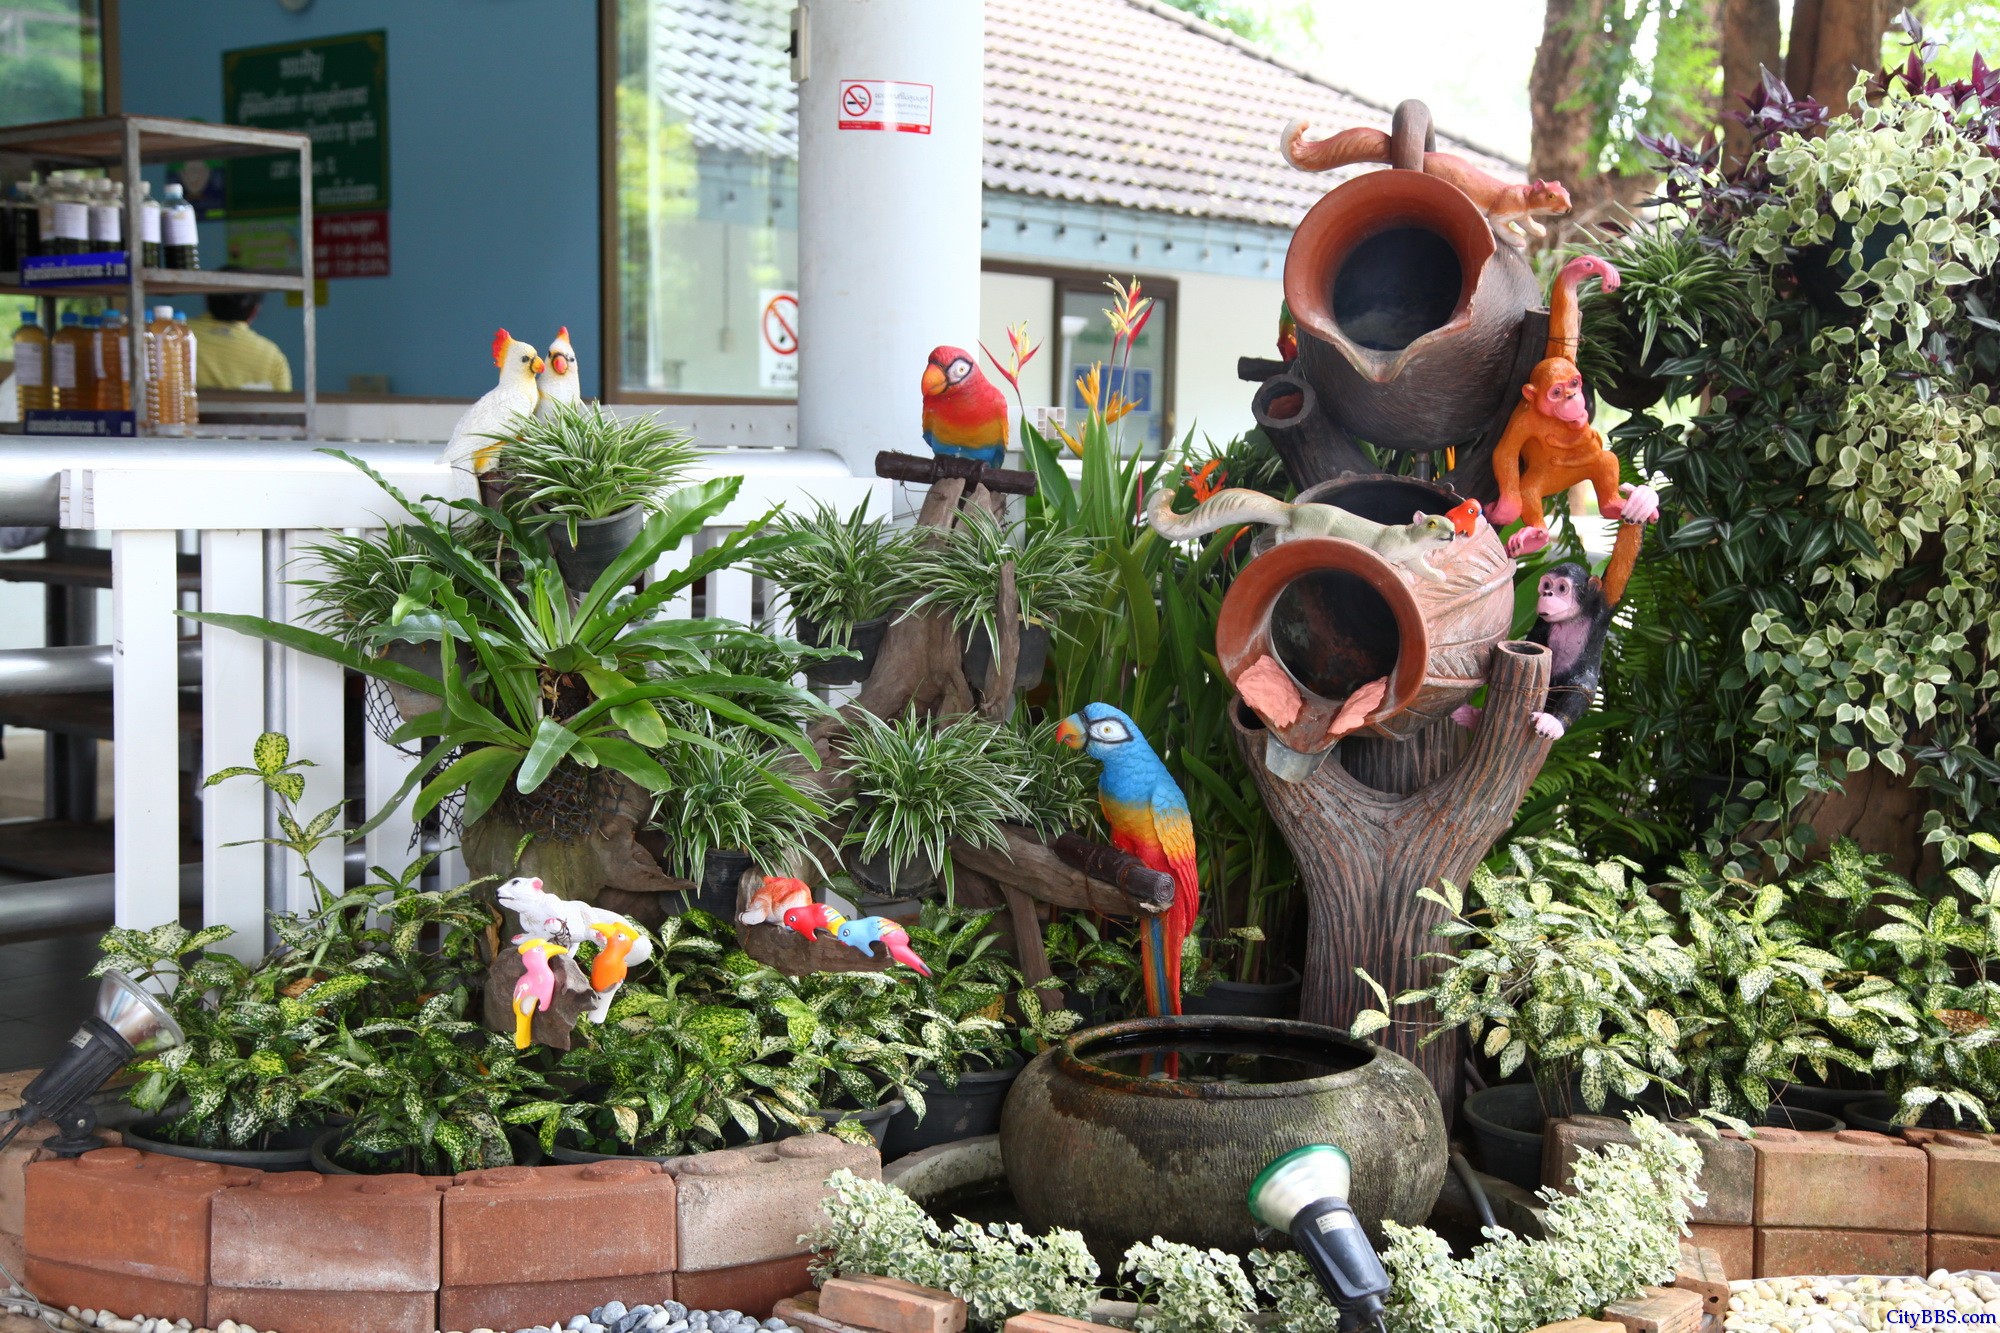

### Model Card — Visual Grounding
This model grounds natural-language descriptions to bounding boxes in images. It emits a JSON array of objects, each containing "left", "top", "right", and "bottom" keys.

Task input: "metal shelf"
[{"left": 0, "top": 114, "right": 317, "bottom": 437}]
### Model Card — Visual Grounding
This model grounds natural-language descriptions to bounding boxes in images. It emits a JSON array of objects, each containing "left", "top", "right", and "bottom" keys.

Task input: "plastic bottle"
[
  {"left": 145, "top": 304, "right": 183, "bottom": 433},
  {"left": 161, "top": 183, "right": 198, "bottom": 270},
  {"left": 173, "top": 309, "right": 198, "bottom": 427},
  {"left": 51, "top": 311, "right": 97, "bottom": 410},
  {"left": 138, "top": 182, "right": 161, "bottom": 269},
  {"left": 12, "top": 310, "right": 50, "bottom": 413},
  {"left": 47, "top": 177, "right": 88, "bottom": 257},
  {"left": 87, "top": 180, "right": 120, "bottom": 252},
  {"left": 94, "top": 309, "right": 129, "bottom": 410}
]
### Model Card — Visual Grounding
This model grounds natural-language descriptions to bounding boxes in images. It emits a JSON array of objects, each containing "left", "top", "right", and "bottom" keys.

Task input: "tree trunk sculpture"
[{"left": 1234, "top": 642, "right": 1554, "bottom": 1111}]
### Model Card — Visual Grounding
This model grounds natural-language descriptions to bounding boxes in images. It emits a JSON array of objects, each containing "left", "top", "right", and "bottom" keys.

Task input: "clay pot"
[
  {"left": 1217, "top": 474, "right": 1514, "bottom": 761},
  {"left": 1001, "top": 1016, "right": 1447, "bottom": 1260},
  {"left": 1284, "top": 165, "right": 1540, "bottom": 454}
]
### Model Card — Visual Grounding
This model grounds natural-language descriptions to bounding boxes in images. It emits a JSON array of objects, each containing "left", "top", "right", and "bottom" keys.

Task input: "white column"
[
  {"left": 198, "top": 529, "right": 269, "bottom": 957},
  {"left": 796, "top": 0, "right": 985, "bottom": 476},
  {"left": 111, "top": 528, "right": 182, "bottom": 928}
]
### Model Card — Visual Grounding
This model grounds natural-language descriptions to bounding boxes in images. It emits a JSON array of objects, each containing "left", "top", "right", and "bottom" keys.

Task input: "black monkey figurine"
[{"left": 1452, "top": 561, "right": 1610, "bottom": 740}]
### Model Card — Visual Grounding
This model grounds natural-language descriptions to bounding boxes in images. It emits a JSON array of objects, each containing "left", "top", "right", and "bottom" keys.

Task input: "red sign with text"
[{"left": 314, "top": 210, "right": 390, "bottom": 278}]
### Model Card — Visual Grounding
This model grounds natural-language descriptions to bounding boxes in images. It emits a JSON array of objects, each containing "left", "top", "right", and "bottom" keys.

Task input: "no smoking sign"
[{"left": 837, "top": 79, "right": 934, "bottom": 134}]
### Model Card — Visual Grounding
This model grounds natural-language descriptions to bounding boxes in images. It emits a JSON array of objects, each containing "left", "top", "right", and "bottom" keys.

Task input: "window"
[
  {"left": 0, "top": 0, "right": 108, "bottom": 128},
  {"left": 609, "top": 0, "right": 797, "bottom": 400}
]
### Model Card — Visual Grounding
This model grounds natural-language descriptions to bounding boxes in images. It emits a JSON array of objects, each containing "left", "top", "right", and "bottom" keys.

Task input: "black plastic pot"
[
  {"left": 1756, "top": 1103, "right": 1845, "bottom": 1133},
  {"left": 1183, "top": 967, "right": 1303, "bottom": 1020},
  {"left": 123, "top": 1119, "right": 332, "bottom": 1171},
  {"left": 1845, "top": 1095, "right": 1980, "bottom": 1136},
  {"left": 846, "top": 836, "right": 939, "bottom": 899},
  {"left": 1768, "top": 1077, "right": 1882, "bottom": 1120},
  {"left": 797, "top": 615, "right": 889, "bottom": 687},
  {"left": 775, "top": 1098, "right": 906, "bottom": 1149},
  {"left": 546, "top": 505, "right": 647, "bottom": 594},
  {"left": 687, "top": 849, "right": 755, "bottom": 919},
  {"left": 311, "top": 1124, "right": 544, "bottom": 1176},
  {"left": 961, "top": 623, "right": 1050, "bottom": 693},
  {"left": 882, "top": 1054, "right": 1025, "bottom": 1160},
  {"left": 1462, "top": 1083, "right": 1549, "bottom": 1191},
  {"left": 546, "top": 1141, "right": 683, "bottom": 1165}
]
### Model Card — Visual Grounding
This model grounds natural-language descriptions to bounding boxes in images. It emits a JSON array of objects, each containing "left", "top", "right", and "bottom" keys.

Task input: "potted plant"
[
  {"left": 780, "top": 971, "right": 922, "bottom": 1149},
  {"left": 493, "top": 402, "right": 698, "bottom": 592},
  {"left": 648, "top": 727, "right": 829, "bottom": 917},
  {"left": 1041, "top": 914, "right": 1138, "bottom": 1027},
  {"left": 1182, "top": 926, "right": 1303, "bottom": 1020},
  {"left": 893, "top": 508, "right": 1108, "bottom": 696},
  {"left": 752, "top": 499, "right": 910, "bottom": 685},
  {"left": 835, "top": 711, "right": 1038, "bottom": 900}
]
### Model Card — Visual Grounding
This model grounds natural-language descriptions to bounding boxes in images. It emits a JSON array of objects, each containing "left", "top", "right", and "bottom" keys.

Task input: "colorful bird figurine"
[
  {"left": 587, "top": 919, "right": 646, "bottom": 1023},
  {"left": 442, "top": 330, "right": 544, "bottom": 474},
  {"left": 920, "top": 345, "right": 1008, "bottom": 467},
  {"left": 496, "top": 876, "right": 651, "bottom": 1023},
  {"left": 1277, "top": 302, "right": 1298, "bottom": 363},
  {"left": 536, "top": 326, "right": 583, "bottom": 419},
  {"left": 1056, "top": 703, "right": 1199, "bottom": 1017},
  {"left": 783, "top": 902, "right": 848, "bottom": 941},
  {"left": 1445, "top": 497, "right": 1483, "bottom": 538},
  {"left": 510, "top": 936, "right": 568, "bottom": 1050},
  {"left": 835, "top": 916, "right": 932, "bottom": 977},
  {"left": 741, "top": 875, "right": 813, "bottom": 926}
]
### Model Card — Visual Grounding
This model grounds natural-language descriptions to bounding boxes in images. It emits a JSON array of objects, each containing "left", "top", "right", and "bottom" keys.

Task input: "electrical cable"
[{"left": 1450, "top": 1150, "right": 1499, "bottom": 1234}]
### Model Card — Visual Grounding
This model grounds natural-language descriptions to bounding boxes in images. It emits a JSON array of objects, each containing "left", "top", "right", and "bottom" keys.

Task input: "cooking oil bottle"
[
  {"left": 94, "top": 308, "right": 128, "bottom": 410},
  {"left": 12, "top": 309, "right": 50, "bottom": 413},
  {"left": 173, "top": 309, "right": 198, "bottom": 427},
  {"left": 51, "top": 310, "right": 95, "bottom": 410},
  {"left": 145, "top": 304, "right": 183, "bottom": 433}
]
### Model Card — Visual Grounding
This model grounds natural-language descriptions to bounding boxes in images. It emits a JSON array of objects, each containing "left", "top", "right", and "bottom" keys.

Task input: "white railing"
[{"left": 57, "top": 443, "right": 888, "bottom": 957}]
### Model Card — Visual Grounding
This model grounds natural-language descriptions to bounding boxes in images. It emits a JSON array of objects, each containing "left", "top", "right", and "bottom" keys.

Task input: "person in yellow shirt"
[{"left": 187, "top": 290, "right": 292, "bottom": 392}]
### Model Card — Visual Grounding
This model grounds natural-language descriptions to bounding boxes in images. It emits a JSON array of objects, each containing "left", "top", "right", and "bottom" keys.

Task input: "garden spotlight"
[
  {"left": 0, "top": 972, "right": 183, "bottom": 1157},
  {"left": 1248, "top": 1144, "right": 1392, "bottom": 1333}
]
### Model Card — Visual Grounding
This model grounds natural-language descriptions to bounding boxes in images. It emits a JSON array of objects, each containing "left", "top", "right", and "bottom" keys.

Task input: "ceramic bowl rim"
[{"left": 1052, "top": 1015, "right": 1383, "bottom": 1100}]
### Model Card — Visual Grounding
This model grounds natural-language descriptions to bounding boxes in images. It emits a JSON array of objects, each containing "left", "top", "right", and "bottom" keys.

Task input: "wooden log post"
[{"left": 1233, "top": 640, "right": 1554, "bottom": 1111}]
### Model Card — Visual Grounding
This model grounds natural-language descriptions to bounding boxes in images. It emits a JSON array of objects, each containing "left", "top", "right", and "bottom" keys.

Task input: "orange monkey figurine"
[{"left": 1488, "top": 255, "right": 1659, "bottom": 556}]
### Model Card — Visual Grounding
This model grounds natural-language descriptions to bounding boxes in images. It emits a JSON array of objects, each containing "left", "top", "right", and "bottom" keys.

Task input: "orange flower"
[
  {"left": 1104, "top": 276, "right": 1155, "bottom": 352},
  {"left": 1104, "top": 394, "right": 1136, "bottom": 425},
  {"left": 979, "top": 320, "right": 1042, "bottom": 393},
  {"left": 1076, "top": 363, "right": 1103, "bottom": 417},
  {"left": 1055, "top": 421, "right": 1085, "bottom": 457},
  {"left": 1186, "top": 459, "right": 1226, "bottom": 502}
]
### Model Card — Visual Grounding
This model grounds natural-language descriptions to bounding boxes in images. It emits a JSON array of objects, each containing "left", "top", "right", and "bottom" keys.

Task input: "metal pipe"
[
  {"left": 0, "top": 864, "right": 201, "bottom": 939},
  {"left": 0, "top": 640, "right": 199, "bottom": 695}
]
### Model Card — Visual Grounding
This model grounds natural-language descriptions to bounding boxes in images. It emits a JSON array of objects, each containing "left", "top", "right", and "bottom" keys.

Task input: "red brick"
[
  {"left": 821, "top": 1275, "right": 967, "bottom": 1333},
  {"left": 1004, "top": 1317, "right": 1121, "bottom": 1332},
  {"left": 775, "top": 1292, "right": 873, "bottom": 1333},
  {"left": 0, "top": 1122, "right": 56, "bottom": 1237},
  {"left": 440, "top": 1272, "right": 674, "bottom": 1333},
  {"left": 1686, "top": 1224, "right": 1752, "bottom": 1280},
  {"left": 669, "top": 1135, "right": 881, "bottom": 1271},
  {"left": 1750, "top": 1129, "right": 1928, "bottom": 1231},
  {"left": 1930, "top": 1232, "right": 2000, "bottom": 1273},
  {"left": 1755, "top": 1225, "right": 1927, "bottom": 1277},
  {"left": 211, "top": 1170, "right": 442, "bottom": 1292},
  {"left": 20, "top": 1256, "right": 205, "bottom": 1327},
  {"left": 207, "top": 1287, "right": 437, "bottom": 1333},
  {"left": 24, "top": 1148, "right": 253, "bottom": 1285},
  {"left": 1670, "top": 1244, "right": 1728, "bottom": 1318},
  {"left": 1543, "top": 1117, "right": 1755, "bottom": 1225},
  {"left": 1921, "top": 1135, "right": 2000, "bottom": 1237},
  {"left": 1599, "top": 1285, "right": 1702, "bottom": 1333},
  {"left": 1528, "top": 1323, "right": 1625, "bottom": 1333},
  {"left": 444, "top": 1158, "right": 675, "bottom": 1285},
  {"left": 675, "top": 1254, "right": 817, "bottom": 1319}
]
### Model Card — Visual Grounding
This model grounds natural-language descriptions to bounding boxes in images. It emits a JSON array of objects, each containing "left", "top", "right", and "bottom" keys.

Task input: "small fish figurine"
[
  {"left": 783, "top": 902, "right": 848, "bottom": 941},
  {"left": 741, "top": 875, "right": 813, "bottom": 926},
  {"left": 510, "top": 936, "right": 568, "bottom": 1050},
  {"left": 1445, "top": 497, "right": 1482, "bottom": 538},
  {"left": 834, "top": 916, "right": 932, "bottom": 977}
]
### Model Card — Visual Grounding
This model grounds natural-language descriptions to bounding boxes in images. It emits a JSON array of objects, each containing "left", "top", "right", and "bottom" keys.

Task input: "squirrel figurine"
[
  {"left": 1280, "top": 121, "right": 1572, "bottom": 246},
  {"left": 1146, "top": 487, "right": 1459, "bottom": 583}
]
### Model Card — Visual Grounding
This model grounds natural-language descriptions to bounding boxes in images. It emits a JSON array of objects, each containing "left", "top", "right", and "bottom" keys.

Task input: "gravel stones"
[{"left": 1726, "top": 1271, "right": 2000, "bottom": 1333}]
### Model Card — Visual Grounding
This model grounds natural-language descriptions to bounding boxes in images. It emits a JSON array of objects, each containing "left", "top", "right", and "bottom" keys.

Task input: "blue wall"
[{"left": 119, "top": 0, "right": 601, "bottom": 400}]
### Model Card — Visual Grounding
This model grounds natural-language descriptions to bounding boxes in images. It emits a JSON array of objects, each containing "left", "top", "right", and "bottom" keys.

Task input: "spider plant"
[
  {"left": 992, "top": 717, "right": 1103, "bottom": 841},
  {"left": 835, "top": 711, "right": 1038, "bottom": 900},
  {"left": 892, "top": 507, "right": 1108, "bottom": 651},
  {"left": 290, "top": 524, "right": 435, "bottom": 649},
  {"left": 184, "top": 450, "right": 827, "bottom": 834},
  {"left": 752, "top": 498, "right": 911, "bottom": 644},
  {"left": 494, "top": 402, "right": 699, "bottom": 544},
  {"left": 1575, "top": 214, "right": 1751, "bottom": 390},
  {"left": 648, "top": 727, "right": 829, "bottom": 880}
]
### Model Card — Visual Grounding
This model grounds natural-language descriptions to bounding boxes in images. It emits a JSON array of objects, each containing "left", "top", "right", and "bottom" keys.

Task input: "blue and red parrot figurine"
[
  {"left": 1056, "top": 703, "right": 1199, "bottom": 1017},
  {"left": 836, "top": 916, "right": 933, "bottom": 976},
  {"left": 921, "top": 345, "right": 1009, "bottom": 467}
]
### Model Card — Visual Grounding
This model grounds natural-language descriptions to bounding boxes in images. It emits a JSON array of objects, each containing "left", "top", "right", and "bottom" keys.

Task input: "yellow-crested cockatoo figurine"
[
  {"left": 537, "top": 327, "right": 583, "bottom": 419},
  {"left": 441, "top": 329, "right": 543, "bottom": 473},
  {"left": 494, "top": 875, "right": 652, "bottom": 1022}
]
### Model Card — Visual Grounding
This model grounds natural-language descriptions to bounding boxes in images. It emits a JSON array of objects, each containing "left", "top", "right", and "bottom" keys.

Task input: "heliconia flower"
[
  {"left": 1186, "top": 459, "right": 1226, "bottom": 502},
  {"left": 1056, "top": 421, "right": 1085, "bottom": 457},
  {"left": 980, "top": 321, "right": 1043, "bottom": 395},
  {"left": 1104, "top": 394, "right": 1136, "bottom": 424},
  {"left": 978, "top": 340, "right": 1020, "bottom": 392},
  {"left": 1122, "top": 296, "right": 1155, "bottom": 350},
  {"left": 1103, "top": 276, "right": 1152, "bottom": 350},
  {"left": 1076, "top": 363, "right": 1104, "bottom": 417}
]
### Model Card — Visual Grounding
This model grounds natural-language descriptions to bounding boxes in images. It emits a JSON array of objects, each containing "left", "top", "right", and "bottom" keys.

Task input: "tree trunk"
[
  {"left": 1527, "top": 0, "right": 1652, "bottom": 231},
  {"left": 1722, "top": 0, "right": 1783, "bottom": 167},
  {"left": 1788, "top": 0, "right": 1891, "bottom": 112},
  {"left": 1234, "top": 641, "right": 1555, "bottom": 1118}
]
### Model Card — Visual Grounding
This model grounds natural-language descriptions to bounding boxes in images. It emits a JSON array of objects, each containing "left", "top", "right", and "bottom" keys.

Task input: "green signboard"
[{"left": 222, "top": 30, "right": 388, "bottom": 218}]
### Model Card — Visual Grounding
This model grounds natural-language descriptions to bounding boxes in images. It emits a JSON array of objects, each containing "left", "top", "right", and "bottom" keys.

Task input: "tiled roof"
[
  {"left": 985, "top": 0, "right": 1523, "bottom": 230},
  {"left": 645, "top": 0, "right": 1519, "bottom": 232}
]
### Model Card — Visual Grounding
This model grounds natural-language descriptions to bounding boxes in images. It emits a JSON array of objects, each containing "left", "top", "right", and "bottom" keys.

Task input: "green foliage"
[
  {"left": 495, "top": 402, "right": 699, "bottom": 540},
  {"left": 893, "top": 506, "right": 1110, "bottom": 650},
  {"left": 751, "top": 497, "right": 912, "bottom": 642},
  {"left": 646, "top": 726, "right": 829, "bottom": 880},
  {"left": 291, "top": 524, "right": 448, "bottom": 650},
  {"left": 1120, "top": 1239, "right": 1258, "bottom": 1333}
]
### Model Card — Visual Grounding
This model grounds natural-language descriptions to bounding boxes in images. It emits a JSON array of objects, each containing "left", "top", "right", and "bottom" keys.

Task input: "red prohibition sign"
[
  {"left": 762, "top": 293, "right": 798, "bottom": 355},
  {"left": 842, "top": 83, "right": 872, "bottom": 117}
]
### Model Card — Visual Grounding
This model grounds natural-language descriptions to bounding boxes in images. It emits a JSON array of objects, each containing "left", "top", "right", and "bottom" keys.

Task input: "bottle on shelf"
[
  {"left": 138, "top": 182, "right": 161, "bottom": 268},
  {"left": 0, "top": 183, "right": 29, "bottom": 272},
  {"left": 161, "top": 183, "right": 198, "bottom": 270},
  {"left": 46, "top": 176, "right": 88, "bottom": 257},
  {"left": 87, "top": 179, "right": 121, "bottom": 252},
  {"left": 145, "top": 304, "right": 185, "bottom": 433},
  {"left": 94, "top": 309, "right": 129, "bottom": 410},
  {"left": 51, "top": 310, "right": 97, "bottom": 410},
  {"left": 12, "top": 310, "right": 50, "bottom": 414},
  {"left": 173, "top": 309, "right": 198, "bottom": 427}
]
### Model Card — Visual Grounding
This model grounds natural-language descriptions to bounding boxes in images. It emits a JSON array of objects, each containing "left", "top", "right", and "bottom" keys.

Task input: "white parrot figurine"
[
  {"left": 536, "top": 326, "right": 583, "bottom": 419},
  {"left": 493, "top": 876, "right": 653, "bottom": 1022},
  {"left": 441, "top": 329, "right": 543, "bottom": 473}
]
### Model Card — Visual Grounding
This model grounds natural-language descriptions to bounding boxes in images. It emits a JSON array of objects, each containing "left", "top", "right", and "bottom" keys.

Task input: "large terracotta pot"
[
  {"left": 1285, "top": 167, "right": 1539, "bottom": 454},
  {"left": 1217, "top": 475, "right": 1514, "bottom": 764},
  {"left": 1000, "top": 1017, "right": 1447, "bottom": 1261}
]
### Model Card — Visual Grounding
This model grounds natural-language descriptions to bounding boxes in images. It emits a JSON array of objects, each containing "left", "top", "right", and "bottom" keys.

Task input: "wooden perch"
[
  {"left": 1237, "top": 355, "right": 1291, "bottom": 383},
  {"left": 951, "top": 827, "right": 1171, "bottom": 918},
  {"left": 1052, "top": 833, "right": 1175, "bottom": 909},
  {"left": 875, "top": 450, "right": 1038, "bottom": 496},
  {"left": 1235, "top": 640, "right": 1554, "bottom": 1112},
  {"left": 741, "top": 922, "right": 894, "bottom": 977}
]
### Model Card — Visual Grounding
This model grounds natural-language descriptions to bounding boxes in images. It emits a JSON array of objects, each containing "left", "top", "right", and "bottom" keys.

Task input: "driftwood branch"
[
  {"left": 950, "top": 827, "right": 1171, "bottom": 917},
  {"left": 874, "top": 450, "right": 1039, "bottom": 495},
  {"left": 741, "top": 922, "right": 894, "bottom": 977}
]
